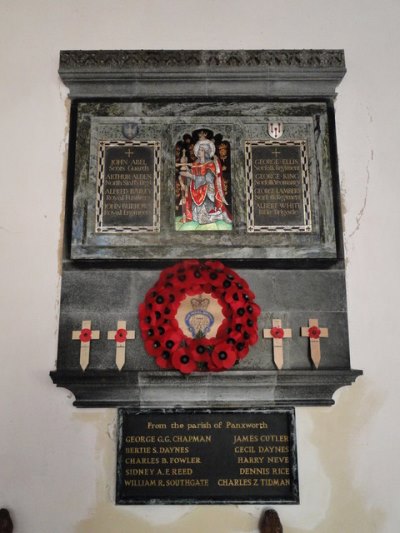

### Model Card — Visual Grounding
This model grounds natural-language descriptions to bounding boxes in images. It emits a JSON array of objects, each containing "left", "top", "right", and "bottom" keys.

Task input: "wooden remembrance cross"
[
  {"left": 72, "top": 320, "right": 100, "bottom": 371},
  {"left": 301, "top": 318, "right": 329, "bottom": 369},
  {"left": 263, "top": 319, "right": 292, "bottom": 369},
  {"left": 107, "top": 320, "right": 135, "bottom": 370}
]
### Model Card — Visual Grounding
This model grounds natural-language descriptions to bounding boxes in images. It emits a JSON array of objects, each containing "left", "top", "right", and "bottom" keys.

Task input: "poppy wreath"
[{"left": 139, "top": 259, "right": 260, "bottom": 374}]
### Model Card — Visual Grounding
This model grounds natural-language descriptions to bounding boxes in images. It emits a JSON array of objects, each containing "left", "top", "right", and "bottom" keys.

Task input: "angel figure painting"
[{"left": 175, "top": 130, "right": 232, "bottom": 231}]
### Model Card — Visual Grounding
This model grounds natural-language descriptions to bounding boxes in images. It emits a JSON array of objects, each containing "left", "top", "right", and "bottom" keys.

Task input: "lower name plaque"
[{"left": 116, "top": 409, "right": 298, "bottom": 504}]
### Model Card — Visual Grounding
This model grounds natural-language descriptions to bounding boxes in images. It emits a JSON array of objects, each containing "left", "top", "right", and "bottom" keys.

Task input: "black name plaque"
[
  {"left": 96, "top": 141, "right": 160, "bottom": 233},
  {"left": 116, "top": 409, "right": 298, "bottom": 504},
  {"left": 246, "top": 141, "right": 312, "bottom": 233}
]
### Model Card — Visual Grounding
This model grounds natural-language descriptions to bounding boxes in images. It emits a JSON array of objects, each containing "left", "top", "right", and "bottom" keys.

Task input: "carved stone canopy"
[{"left": 59, "top": 49, "right": 346, "bottom": 99}]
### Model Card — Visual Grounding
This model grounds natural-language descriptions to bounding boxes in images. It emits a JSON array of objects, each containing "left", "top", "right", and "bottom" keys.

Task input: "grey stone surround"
[{"left": 51, "top": 50, "right": 361, "bottom": 407}]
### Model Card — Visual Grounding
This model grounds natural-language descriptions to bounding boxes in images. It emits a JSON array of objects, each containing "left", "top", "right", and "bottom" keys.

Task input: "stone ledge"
[{"left": 50, "top": 368, "right": 362, "bottom": 408}]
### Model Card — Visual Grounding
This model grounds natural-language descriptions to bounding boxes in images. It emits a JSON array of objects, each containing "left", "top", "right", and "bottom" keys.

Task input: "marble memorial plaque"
[
  {"left": 96, "top": 141, "right": 161, "bottom": 233},
  {"left": 116, "top": 409, "right": 298, "bottom": 504},
  {"left": 246, "top": 141, "right": 311, "bottom": 233},
  {"left": 70, "top": 103, "right": 337, "bottom": 259}
]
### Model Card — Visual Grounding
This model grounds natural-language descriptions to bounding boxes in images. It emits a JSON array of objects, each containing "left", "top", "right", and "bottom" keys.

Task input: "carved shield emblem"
[
  {"left": 268, "top": 122, "right": 284, "bottom": 139},
  {"left": 122, "top": 122, "right": 139, "bottom": 140}
]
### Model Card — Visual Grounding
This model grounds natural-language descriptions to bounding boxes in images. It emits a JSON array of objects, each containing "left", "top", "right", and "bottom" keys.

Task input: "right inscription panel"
[{"left": 246, "top": 141, "right": 312, "bottom": 233}]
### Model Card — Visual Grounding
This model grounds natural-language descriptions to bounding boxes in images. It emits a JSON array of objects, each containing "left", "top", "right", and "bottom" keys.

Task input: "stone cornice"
[
  {"left": 59, "top": 49, "right": 346, "bottom": 99},
  {"left": 60, "top": 49, "right": 345, "bottom": 70}
]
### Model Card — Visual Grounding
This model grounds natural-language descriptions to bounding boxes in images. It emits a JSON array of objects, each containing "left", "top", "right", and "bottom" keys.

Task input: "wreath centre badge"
[{"left": 175, "top": 294, "right": 223, "bottom": 339}]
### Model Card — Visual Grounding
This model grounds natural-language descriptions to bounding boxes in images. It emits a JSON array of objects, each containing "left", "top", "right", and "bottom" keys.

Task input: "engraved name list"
[
  {"left": 117, "top": 410, "right": 298, "bottom": 504},
  {"left": 246, "top": 141, "right": 311, "bottom": 233},
  {"left": 96, "top": 141, "right": 160, "bottom": 233}
]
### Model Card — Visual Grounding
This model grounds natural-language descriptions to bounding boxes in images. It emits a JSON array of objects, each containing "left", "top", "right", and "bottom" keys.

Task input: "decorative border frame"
[
  {"left": 245, "top": 140, "right": 312, "bottom": 233},
  {"left": 95, "top": 140, "right": 161, "bottom": 233}
]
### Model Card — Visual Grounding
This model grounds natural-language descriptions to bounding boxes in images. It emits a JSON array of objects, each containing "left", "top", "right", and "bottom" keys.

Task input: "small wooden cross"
[
  {"left": 107, "top": 320, "right": 135, "bottom": 371},
  {"left": 72, "top": 320, "right": 100, "bottom": 371},
  {"left": 263, "top": 319, "right": 292, "bottom": 370},
  {"left": 301, "top": 318, "right": 329, "bottom": 369}
]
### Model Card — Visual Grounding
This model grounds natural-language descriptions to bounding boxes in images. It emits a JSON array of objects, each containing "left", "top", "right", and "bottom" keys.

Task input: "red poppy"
[
  {"left": 270, "top": 327, "right": 284, "bottom": 339},
  {"left": 211, "top": 341, "right": 237, "bottom": 370},
  {"left": 308, "top": 326, "right": 321, "bottom": 339},
  {"left": 138, "top": 303, "right": 160, "bottom": 330},
  {"left": 158, "top": 262, "right": 181, "bottom": 282},
  {"left": 79, "top": 328, "right": 92, "bottom": 342},
  {"left": 234, "top": 277, "right": 250, "bottom": 292},
  {"left": 182, "top": 265, "right": 205, "bottom": 287},
  {"left": 236, "top": 342, "right": 250, "bottom": 359},
  {"left": 172, "top": 271, "right": 192, "bottom": 289},
  {"left": 188, "top": 339, "right": 211, "bottom": 362},
  {"left": 246, "top": 302, "right": 261, "bottom": 318},
  {"left": 232, "top": 304, "right": 247, "bottom": 318},
  {"left": 240, "top": 289, "right": 256, "bottom": 303},
  {"left": 186, "top": 284, "right": 204, "bottom": 296},
  {"left": 224, "top": 286, "right": 244, "bottom": 305},
  {"left": 144, "top": 338, "right": 163, "bottom": 357},
  {"left": 223, "top": 266, "right": 238, "bottom": 279},
  {"left": 201, "top": 282, "right": 213, "bottom": 294},
  {"left": 114, "top": 328, "right": 127, "bottom": 342},
  {"left": 172, "top": 348, "right": 197, "bottom": 374},
  {"left": 227, "top": 326, "right": 246, "bottom": 343},
  {"left": 243, "top": 327, "right": 259, "bottom": 346},
  {"left": 205, "top": 271, "right": 222, "bottom": 286},
  {"left": 162, "top": 329, "right": 184, "bottom": 351},
  {"left": 206, "top": 360, "right": 225, "bottom": 372},
  {"left": 155, "top": 350, "right": 173, "bottom": 369},
  {"left": 150, "top": 290, "right": 183, "bottom": 313},
  {"left": 216, "top": 318, "right": 231, "bottom": 338},
  {"left": 223, "top": 317, "right": 257, "bottom": 344},
  {"left": 167, "top": 317, "right": 180, "bottom": 331}
]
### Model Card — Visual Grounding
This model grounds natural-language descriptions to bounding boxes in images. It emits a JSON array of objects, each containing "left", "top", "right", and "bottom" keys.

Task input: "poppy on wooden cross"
[
  {"left": 107, "top": 320, "right": 135, "bottom": 370},
  {"left": 301, "top": 318, "right": 329, "bottom": 369},
  {"left": 263, "top": 318, "right": 292, "bottom": 370},
  {"left": 72, "top": 320, "right": 100, "bottom": 371}
]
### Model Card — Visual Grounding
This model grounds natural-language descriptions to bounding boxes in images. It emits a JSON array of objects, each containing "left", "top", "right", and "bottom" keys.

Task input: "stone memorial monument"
[{"left": 51, "top": 49, "right": 362, "bottom": 504}]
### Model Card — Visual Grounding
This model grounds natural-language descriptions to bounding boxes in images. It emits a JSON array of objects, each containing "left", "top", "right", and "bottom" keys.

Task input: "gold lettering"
[
  {"left": 125, "top": 435, "right": 155, "bottom": 444},
  {"left": 217, "top": 478, "right": 252, "bottom": 487},
  {"left": 272, "top": 467, "right": 290, "bottom": 476},
  {"left": 147, "top": 422, "right": 167, "bottom": 430},
  {"left": 233, "top": 434, "right": 259, "bottom": 444},
  {"left": 237, "top": 456, "right": 264, "bottom": 464},
  {"left": 251, "top": 145, "right": 304, "bottom": 224},
  {"left": 239, "top": 467, "right": 270, "bottom": 476},
  {"left": 267, "top": 456, "right": 289, "bottom": 464},
  {"left": 125, "top": 457, "right": 159, "bottom": 465},
  {"left": 260, "top": 478, "right": 290, "bottom": 487}
]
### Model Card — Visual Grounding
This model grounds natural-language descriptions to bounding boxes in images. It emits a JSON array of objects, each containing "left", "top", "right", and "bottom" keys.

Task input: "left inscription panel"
[{"left": 96, "top": 141, "right": 161, "bottom": 233}]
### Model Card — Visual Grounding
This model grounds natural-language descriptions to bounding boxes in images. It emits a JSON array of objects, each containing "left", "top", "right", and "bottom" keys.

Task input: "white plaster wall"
[{"left": 0, "top": 1, "right": 399, "bottom": 531}]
